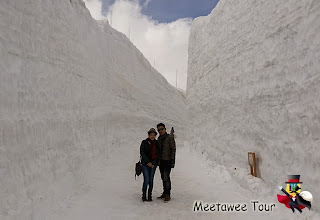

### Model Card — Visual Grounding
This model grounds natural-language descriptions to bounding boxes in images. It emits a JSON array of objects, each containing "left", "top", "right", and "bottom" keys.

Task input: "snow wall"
[
  {"left": 0, "top": 0, "right": 186, "bottom": 218},
  {"left": 186, "top": 0, "right": 320, "bottom": 210}
]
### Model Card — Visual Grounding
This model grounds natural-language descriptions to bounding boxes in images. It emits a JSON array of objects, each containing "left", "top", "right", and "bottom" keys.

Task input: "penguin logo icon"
[{"left": 277, "top": 175, "right": 313, "bottom": 213}]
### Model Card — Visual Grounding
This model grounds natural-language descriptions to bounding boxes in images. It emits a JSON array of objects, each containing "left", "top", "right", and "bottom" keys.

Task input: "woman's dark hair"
[
  {"left": 157, "top": 123, "right": 165, "bottom": 128},
  {"left": 147, "top": 128, "right": 157, "bottom": 135},
  {"left": 148, "top": 131, "right": 156, "bottom": 135}
]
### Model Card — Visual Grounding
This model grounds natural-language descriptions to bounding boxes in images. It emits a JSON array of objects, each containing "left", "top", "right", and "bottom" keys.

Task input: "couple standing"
[{"left": 139, "top": 123, "right": 176, "bottom": 202}]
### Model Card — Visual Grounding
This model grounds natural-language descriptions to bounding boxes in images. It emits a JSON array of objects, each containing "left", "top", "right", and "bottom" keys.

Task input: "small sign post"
[{"left": 248, "top": 152, "right": 257, "bottom": 177}]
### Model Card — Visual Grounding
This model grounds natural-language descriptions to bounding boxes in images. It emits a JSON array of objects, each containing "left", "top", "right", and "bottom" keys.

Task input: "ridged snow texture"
[
  {"left": 186, "top": 0, "right": 320, "bottom": 211},
  {"left": 0, "top": 0, "right": 186, "bottom": 217}
]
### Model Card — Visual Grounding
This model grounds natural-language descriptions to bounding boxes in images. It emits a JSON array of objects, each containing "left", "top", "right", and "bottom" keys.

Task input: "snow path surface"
[{"left": 49, "top": 136, "right": 317, "bottom": 220}]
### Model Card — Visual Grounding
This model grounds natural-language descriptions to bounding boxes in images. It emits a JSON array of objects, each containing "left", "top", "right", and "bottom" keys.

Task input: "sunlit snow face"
[
  {"left": 286, "top": 183, "right": 301, "bottom": 196},
  {"left": 157, "top": 126, "right": 166, "bottom": 135},
  {"left": 148, "top": 133, "right": 156, "bottom": 140}
]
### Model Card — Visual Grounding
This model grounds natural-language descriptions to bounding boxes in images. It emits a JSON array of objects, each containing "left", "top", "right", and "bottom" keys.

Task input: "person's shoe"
[
  {"left": 147, "top": 189, "right": 152, "bottom": 201},
  {"left": 157, "top": 193, "right": 165, "bottom": 199},
  {"left": 164, "top": 194, "right": 171, "bottom": 202},
  {"left": 142, "top": 190, "right": 147, "bottom": 202}
]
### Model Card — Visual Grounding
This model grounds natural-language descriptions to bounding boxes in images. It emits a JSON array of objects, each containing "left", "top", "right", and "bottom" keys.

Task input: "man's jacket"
[{"left": 158, "top": 132, "right": 176, "bottom": 161}]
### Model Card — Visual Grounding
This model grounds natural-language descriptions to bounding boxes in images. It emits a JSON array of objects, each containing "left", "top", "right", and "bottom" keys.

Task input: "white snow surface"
[
  {"left": 1, "top": 0, "right": 320, "bottom": 219},
  {"left": 0, "top": 0, "right": 186, "bottom": 218},
  {"left": 42, "top": 138, "right": 319, "bottom": 220},
  {"left": 186, "top": 0, "right": 320, "bottom": 214}
]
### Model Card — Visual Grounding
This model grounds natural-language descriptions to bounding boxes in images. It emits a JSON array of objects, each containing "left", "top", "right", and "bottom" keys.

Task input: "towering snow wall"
[
  {"left": 0, "top": 0, "right": 186, "bottom": 218},
  {"left": 186, "top": 0, "right": 320, "bottom": 209}
]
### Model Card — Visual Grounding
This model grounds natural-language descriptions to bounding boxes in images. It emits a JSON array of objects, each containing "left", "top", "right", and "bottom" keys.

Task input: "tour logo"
[{"left": 277, "top": 175, "right": 313, "bottom": 213}]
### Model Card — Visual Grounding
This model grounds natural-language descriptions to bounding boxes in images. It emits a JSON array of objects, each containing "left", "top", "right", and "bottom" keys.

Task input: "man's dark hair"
[{"left": 157, "top": 123, "right": 166, "bottom": 128}]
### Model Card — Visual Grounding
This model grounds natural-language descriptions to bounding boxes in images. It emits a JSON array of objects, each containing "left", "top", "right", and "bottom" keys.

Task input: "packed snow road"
[{"left": 48, "top": 136, "right": 316, "bottom": 220}]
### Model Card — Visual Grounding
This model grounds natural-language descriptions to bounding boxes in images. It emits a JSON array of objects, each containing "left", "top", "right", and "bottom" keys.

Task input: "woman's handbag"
[{"left": 135, "top": 156, "right": 142, "bottom": 180}]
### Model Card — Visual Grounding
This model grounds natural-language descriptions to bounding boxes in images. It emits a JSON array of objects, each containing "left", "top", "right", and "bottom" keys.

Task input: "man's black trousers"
[{"left": 159, "top": 160, "right": 172, "bottom": 195}]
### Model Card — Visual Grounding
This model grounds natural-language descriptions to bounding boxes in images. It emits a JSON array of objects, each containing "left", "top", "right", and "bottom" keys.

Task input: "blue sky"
[{"left": 102, "top": 0, "right": 220, "bottom": 23}]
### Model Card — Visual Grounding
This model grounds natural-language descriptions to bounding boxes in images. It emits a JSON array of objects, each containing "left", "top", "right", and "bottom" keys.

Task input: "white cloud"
[
  {"left": 142, "top": 0, "right": 152, "bottom": 8},
  {"left": 85, "top": 0, "right": 192, "bottom": 90},
  {"left": 83, "top": 0, "right": 106, "bottom": 20}
]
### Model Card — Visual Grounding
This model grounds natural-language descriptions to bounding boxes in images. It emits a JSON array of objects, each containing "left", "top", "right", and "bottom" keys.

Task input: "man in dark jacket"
[{"left": 156, "top": 123, "right": 176, "bottom": 202}]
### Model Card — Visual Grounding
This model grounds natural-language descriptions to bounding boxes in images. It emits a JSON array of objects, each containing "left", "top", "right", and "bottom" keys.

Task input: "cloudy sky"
[{"left": 83, "top": 0, "right": 219, "bottom": 90}]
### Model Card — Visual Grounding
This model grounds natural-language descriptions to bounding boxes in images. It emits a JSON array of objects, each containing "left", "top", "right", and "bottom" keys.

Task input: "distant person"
[
  {"left": 156, "top": 123, "right": 176, "bottom": 202},
  {"left": 140, "top": 128, "right": 160, "bottom": 202},
  {"left": 170, "top": 127, "right": 174, "bottom": 137}
]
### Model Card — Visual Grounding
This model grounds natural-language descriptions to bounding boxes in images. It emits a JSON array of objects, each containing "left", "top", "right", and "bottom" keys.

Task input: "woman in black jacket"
[{"left": 140, "top": 128, "right": 160, "bottom": 202}]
